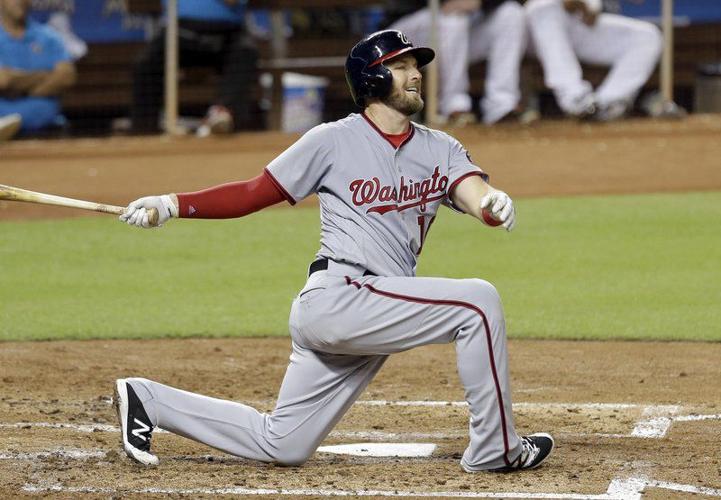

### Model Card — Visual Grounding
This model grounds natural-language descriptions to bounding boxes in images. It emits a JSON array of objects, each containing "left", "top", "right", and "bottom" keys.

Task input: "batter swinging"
[{"left": 114, "top": 30, "right": 554, "bottom": 473}]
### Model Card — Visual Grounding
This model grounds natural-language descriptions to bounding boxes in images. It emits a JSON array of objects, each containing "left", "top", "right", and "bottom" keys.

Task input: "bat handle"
[{"left": 148, "top": 208, "right": 160, "bottom": 226}]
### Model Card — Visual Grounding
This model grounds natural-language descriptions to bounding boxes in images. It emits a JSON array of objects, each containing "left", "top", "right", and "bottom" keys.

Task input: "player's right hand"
[{"left": 120, "top": 194, "right": 178, "bottom": 228}]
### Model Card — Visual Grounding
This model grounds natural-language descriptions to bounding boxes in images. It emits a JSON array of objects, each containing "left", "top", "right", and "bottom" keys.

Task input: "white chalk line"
[
  {"left": 19, "top": 476, "right": 721, "bottom": 498},
  {"left": 630, "top": 405, "right": 681, "bottom": 438},
  {"left": 674, "top": 414, "right": 721, "bottom": 422}
]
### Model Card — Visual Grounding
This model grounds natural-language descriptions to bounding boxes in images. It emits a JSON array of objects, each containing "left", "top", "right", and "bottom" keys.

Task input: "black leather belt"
[{"left": 308, "top": 259, "right": 375, "bottom": 277}]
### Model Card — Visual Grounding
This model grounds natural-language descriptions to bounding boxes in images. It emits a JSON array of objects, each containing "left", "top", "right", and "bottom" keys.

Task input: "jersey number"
[{"left": 417, "top": 215, "right": 436, "bottom": 255}]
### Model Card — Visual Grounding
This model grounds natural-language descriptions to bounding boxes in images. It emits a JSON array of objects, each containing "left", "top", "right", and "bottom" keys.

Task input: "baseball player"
[
  {"left": 114, "top": 30, "right": 554, "bottom": 473},
  {"left": 389, "top": 0, "right": 527, "bottom": 125},
  {"left": 525, "top": 0, "right": 663, "bottom": 120}
]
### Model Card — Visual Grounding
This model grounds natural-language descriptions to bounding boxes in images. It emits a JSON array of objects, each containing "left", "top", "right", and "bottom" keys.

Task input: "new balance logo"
[{"left": 131, "top": 418, "right": 151, "bottom": 442}]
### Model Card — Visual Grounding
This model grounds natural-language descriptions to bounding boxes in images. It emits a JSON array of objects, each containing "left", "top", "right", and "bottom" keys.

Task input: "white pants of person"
[
  {"left": 525, "top": 0, "right": 662, "bottom": 115},
  {"left": 127, "top": 260, "right": 522, "bottom": 471},
  {"left": 390, "top": 1, "right": 527, "bottom": 124}
]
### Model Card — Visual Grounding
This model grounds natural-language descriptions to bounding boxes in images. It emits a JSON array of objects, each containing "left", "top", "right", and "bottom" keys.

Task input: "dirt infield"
[
  {"left": 1, "top": 339, "right": 720, "bottom": 498},
  {"left": 2, "top": 116, "right": 721, "bottom": 498}
]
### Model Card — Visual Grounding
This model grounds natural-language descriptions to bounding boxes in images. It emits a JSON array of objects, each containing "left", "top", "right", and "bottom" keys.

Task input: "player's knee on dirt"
[{"left": 271, "top": 443, "right": 315, "bottom": 466}]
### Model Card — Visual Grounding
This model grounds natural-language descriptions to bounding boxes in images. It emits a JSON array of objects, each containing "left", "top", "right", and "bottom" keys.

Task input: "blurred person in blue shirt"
[
  {"left": 0, "top": 0, "right": 76, "bottom": 139},
  {"left": 131, "top": 0, "right": 258, "bottom": 135}
]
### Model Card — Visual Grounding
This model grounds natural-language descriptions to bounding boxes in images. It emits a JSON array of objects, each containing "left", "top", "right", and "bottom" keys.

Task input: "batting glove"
[
  {"left": 480, "top": 188, "right": 516, "bottom": 232},
  {"left": 120, "top": 195, "right": 178, "bottom": 228}
]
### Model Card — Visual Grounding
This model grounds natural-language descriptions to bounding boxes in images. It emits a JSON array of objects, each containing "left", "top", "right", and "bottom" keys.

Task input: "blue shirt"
[
  {"left": 163, "top": 0, "right": 246, "bottom": 24},
  {"left": 0, "top": 20, "right": 70, "bottom": 71}
]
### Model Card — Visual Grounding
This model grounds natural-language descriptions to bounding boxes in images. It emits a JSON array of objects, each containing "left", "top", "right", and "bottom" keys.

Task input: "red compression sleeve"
[{"left": 176, "top": 171, "right": 287, "bottom": 218}]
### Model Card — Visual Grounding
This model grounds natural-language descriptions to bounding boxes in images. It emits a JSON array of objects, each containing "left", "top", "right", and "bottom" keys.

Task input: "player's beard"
[{"left": 383, "top": 86, "right": 424, "bottom": 116}]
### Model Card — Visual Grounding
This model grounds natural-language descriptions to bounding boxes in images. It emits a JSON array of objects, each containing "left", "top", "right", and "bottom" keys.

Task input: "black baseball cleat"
[
  {"left": 114, "top": 379, "right": 159, "bottom": 466},
  {"left": 463, "top": 433, "right": 554, "bottom": 473},
  {"left": 491, "top": 433, "right": 554, "bottom": 472}
]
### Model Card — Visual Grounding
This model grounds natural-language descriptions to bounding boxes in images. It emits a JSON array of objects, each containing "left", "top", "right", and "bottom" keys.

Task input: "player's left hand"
[{"left": 480, "top": 189, "right": 516, "bottom": 231}]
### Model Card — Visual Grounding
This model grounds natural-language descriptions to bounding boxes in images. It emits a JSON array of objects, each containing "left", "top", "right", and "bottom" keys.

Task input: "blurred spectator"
[
  {"left": 0, "top": 0, "right": 77, "bottom": 138},
  {"left": 131, "top": 0, "right": 258, "bottom": 135},
  {"left": 388, "top": 0, "right": 527, "bottom": 125},
  {"left": 525, "top": 0, "right": 663, "bottom": 120}
]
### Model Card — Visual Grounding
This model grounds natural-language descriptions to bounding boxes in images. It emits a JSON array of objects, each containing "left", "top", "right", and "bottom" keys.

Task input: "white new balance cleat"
[{"left": 114, "top": 379, "right": 159, "bottom": 466}]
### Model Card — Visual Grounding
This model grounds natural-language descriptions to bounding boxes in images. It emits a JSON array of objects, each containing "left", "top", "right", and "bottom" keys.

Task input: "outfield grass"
[{"left": 1, "top": 191, "right": 719, "bottom": 342}]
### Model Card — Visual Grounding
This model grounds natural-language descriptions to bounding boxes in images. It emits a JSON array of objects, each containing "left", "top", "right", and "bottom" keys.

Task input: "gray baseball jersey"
[
  {"left": 127, "top": 113, "right": 523, "bottom": 472},
  {"left": 265, "top": 113, "right": 488, "bottom": 277}
]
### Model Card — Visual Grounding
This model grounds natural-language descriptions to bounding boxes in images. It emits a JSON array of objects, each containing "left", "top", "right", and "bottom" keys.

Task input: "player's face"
[{"left": 383, "top": 54, "right": 424, "bottom": 116}]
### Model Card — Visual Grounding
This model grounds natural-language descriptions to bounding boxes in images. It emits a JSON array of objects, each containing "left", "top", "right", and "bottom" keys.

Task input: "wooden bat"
[{"left": 0, "top": 184, "right": 159, "bottom": 225}]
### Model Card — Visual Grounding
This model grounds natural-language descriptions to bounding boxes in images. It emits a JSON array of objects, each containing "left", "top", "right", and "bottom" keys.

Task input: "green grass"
[{"left": 1, "top": 191, "right": 720, "bottom": 341}]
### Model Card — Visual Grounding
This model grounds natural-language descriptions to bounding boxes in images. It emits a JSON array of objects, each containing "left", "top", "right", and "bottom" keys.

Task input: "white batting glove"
[
  {"left": 480, "top": 188, "right": 516, "bottom": 231},
  {"left": 119, "top": 195, "right": 178, "bottom": 228}
]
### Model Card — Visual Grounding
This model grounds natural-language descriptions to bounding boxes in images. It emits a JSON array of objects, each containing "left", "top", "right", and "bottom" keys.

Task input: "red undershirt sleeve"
[{"left": 176, "top": 171, "right": 288, "bottom": 219}]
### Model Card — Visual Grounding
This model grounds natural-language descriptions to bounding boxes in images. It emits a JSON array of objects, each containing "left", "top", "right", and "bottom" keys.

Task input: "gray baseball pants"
[{"left": 128, "top": 260, "right": 522, "bottom": 470}]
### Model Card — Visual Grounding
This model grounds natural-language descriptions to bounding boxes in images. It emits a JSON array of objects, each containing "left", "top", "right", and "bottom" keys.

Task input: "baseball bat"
[{"left": 0, "top": 184, "right": 159, "bottom": 225}]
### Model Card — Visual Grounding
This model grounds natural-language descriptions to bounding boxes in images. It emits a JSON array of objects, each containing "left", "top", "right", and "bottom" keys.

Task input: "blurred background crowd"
[{"left": 0, "top": 0, "right": 720, "bottom": 141}]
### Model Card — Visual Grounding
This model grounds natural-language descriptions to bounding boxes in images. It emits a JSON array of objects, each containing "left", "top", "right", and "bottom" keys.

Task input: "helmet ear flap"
[{"left": 362, "top": 66, "right": 393, "bottom": 102}]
